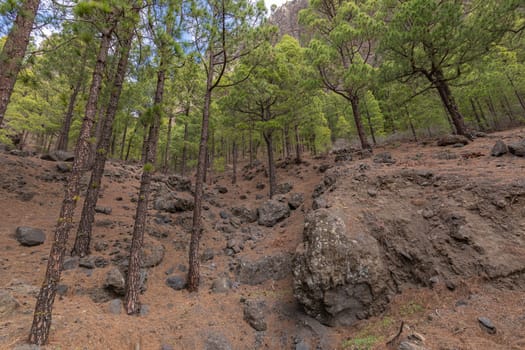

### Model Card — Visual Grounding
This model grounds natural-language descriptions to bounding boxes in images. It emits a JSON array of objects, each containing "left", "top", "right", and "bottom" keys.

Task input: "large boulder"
[
  {"left": 231, "top": 206, "right": 258, "bottom": 224},
  {"left": 257, "top": 199, "right": 290, "bottom": 227},
  {"left": 15, "top": 227, "right": 45, "bottom": 246},
  {"left": 293, "top": 209, "right": 390, "bottom": 326},
  {"left": 490, "top": 140, "right": 508, "bottom": 157},
  {"left": 40, "top": 150, "right": 74, "bottom": 162},
  {"left": 508, "top": 140, "right": 525, "bottom": 157},
  {"left": 154, "top": 194, "right": 195, "bottom": 212}
]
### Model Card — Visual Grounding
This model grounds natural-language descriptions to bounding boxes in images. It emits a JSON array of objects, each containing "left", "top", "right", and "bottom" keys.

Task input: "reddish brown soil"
[{"left": 0, "top": 128, "right": 524, "bottom": 350}]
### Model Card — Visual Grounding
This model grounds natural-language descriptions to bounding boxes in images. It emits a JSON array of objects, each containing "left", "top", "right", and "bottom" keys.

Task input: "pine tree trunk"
[
  {"left": 363, "top": 99, "right": 377, "bottom": 146},
  {"left": 232, "top": 140, "right": 237, "bottom": 184},
  {"left": 263, "top": 130, "right": 277, "bottom": 198},
  {"left": 470, "top": 97, "right": 485, "bottom": 131},
  {"left": 486, "top": 97, "right": 499, "bottom": 128},
  {"left": 506, "top": 73, "right": 525, "bottom": 113},
  {"left": 0, "top": 0, "right": 40, "bottom": 127},
  {"left": 125, "top": 66, "right": 165, "bottom": 315},
  {"left": 71, "top": 27, "right": 134, "bottom": 258},
  {"left": 294, "top": 124, "right": 301, "bottom": 163},
  {"left": 187, "top": 69, "right": 213, "bottom": 291},
  {"left": 433, "top": 71, "right": 467, "bottom": 136},
  {"left": 119, "top": 116, "right": 130, "bottom": 160},
  {"left": 502, "top": 94, "right": 515, "bottom": 123},
  {"left": 475, "top": 98, "right": 489, "bottom": 128},
  {"left": 29, "top": 28, "right": 113, "bottom": 346},
  {"left": 181, "top": 122, "right": 188, "bottom": 177},
  {"left": 405, "top": 107, "right": 418, "bottom": 142},
  {"left": 56, "top": 51, "right": 87, "bottom": 151},
  {"left": 163, "top": 114, "right": 174, "bottom": 173},
  {"left": 349, "top": 95, "right": 371, "bottom": 150}
]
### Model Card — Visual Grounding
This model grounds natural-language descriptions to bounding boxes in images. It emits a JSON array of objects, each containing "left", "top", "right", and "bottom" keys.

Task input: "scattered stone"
[
  {"left": 166, "top": 275, "right": 187, "bottom": 291},
  {"left": 94, "top": 241, "right": 109, "bottom": 252},
  {"left": 243, "top": 300, "right": 267, "bottom": 331},
  {"left": 277, "top": 182, "right": 293, "bottom": 194},
  {"left": 204, "top": 332, "right": 233, "bottom": 350},
  {"left": 161, "top": 344, "right": 174, "bottom": 350},
  {"left": 0, "top": 289, "right": 20, "bottom": 318},
  {"left": 257, "top": 199, "right": 290, "bottom": 227},
  {"left": 295, "top": 340, "right": 310, "bottom": 350},
  {"left": 508, "top": 140, "right": 525, "bottom": 157},
  {"left": 201, "top": 248, "right": 215, "bottom": 262},
  {"left": 141, "top": 241, "right": 165, "bottom": 268},
  {"left": 312, "top": 197, "right": 328, "bottom": 210},
  {"left": 333, "top": 149, "right": 352, "bottom": 162},
  {"left": 478, "top": 316, "right": 496, "bottom": 334},
  {"left": 219, "top": 211, "right": 229, "bottom": 219},
  {"left": 256, "top": 183, "right": 266, "bottom": 190},
  {"left": 437, "top": 134, "right": 470, "bottom": 146},
  {"left": 41, "top": 150, "right": 74, "bottom": 162},
  {"left": 215, "top": 186, "right": 228, "bottom": 194},
  {"left": 12, "top": 345, "right": 41, "bottom": 350},
  {"left": 373, "top": 152, "right": 396, "bottom": 164},
  {"left": 398, "top": 341, "right": 428, "bottom": 350},
  {"left": 165, "top": 175, "right": 192, "bottom": 192},
  {"left": 490, "top": 140, "right": 508, "bottom": 157},
  {"left": 63, "top": 256, "right": 79, "bottom": 270},
  {"left": 318, "top": 164, "right": 331, "bottom": 173},
  {"left": 367, "top": 189, "right": 377, "bottom": 197},
  {"left": 211, "top": 277, "right": 231, "bottom": 293},
  {"left": 95, "top": 206, "right": 112, "bottom": 215},
  {"left": 226, "top": 239, "right": 243, "bottom": 254},
  {"left": 15, "top": 226, "right": 45, "bottom": 246},
  {"left": 108, "top": 299, "right": 122, "bottom": 315},
  {"left": 104, "top": 267, "right": 126, "bottom": 295},
  {"left": 434, "top": 150, "right": 458, "bottom": 160},
  {"left": 154, "top": 195, "right": 195, "bottom": 212},
  {"left": 17, "top": 191, "right": 35, "bottom": 202},
  {"left": 56, "top": 162, "right": 71, "bottom": 173},
  {"left": 56, "top": 284, "right": 68, "bottom": 296},
  {"left": 288, "top": 193, "right": 304, "bottom": 210},
  {"left": 236, "top": 253, "right": 292, "bottom": 285}
]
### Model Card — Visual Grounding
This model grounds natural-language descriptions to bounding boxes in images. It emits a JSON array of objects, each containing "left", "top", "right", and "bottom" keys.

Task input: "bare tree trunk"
[
  {"left": 433, "top": 71, "right": 468, "bottom": 136},
  {"left": 294, "top": 124, "right": 301, "bottom": 163},
  {"left": 0, "top": 0, "right": 40, "bottom": 127},
  {"left": 181, "top": 121, "right": 188, "bottom": 177},
  {"left": 125, "top": 65, "right": 165, "bottom": 315},
  {"left": 363, "top": 98, "right": 377, "bottom": 146},
  {"left": 263, "top": 130, "right": 277, "bottom": 198},
  {"left": 475, "top": 98, "right": 489, "bottom": 128},
  {"left": 349, "top": 95, "right": 371, "bottom": 150},
  {"left": 486, "top": 96, "right": 499, "bottom": 129},
  {"left": 506, "top": 73, "right": 525, "bottom": 113},
  {"left": 163, "top": 114, "right": 174, "bottom": 173},
  {"left": 119, "top": 115, "right": 130, "bottom": 159},
  {"left": 232, "top": 140, "right": 237, "bottom": 184},
  {"left": 125, "top": 125, "right": 136, "bottom": 161},
  {"left": 502, "top": 94, "right": 515, "bottom": 123},
  {"left": 56, "top": 51, "right": 88, "bottom": 151},
  {"left": 29, "top": 28, "right": 113, "bottom": 346},
  {"left": 405, "top": 107, "right": 418, "bottom": 142},
  {"left": 470, "top": 97, "right": 485, "bottom": 131},
  {"left": 187, "top": 61, "right": 213, "bottom": 291},
  {"left": 71, "top": 26, "right": 134, "bottom": 258},
  {"left": 249, "top": 123, "right": 254, "bottom": 167}
]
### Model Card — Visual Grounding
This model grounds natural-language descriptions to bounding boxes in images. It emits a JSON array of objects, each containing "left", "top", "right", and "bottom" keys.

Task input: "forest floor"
[{"left": 0, "top": 127, "right": 524, "bottom": 350}]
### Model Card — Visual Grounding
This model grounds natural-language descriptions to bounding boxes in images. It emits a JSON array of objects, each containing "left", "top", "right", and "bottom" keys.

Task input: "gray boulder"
[
  {"left": 0, "top": 290, "right": 20, "bottom": 318},
  {"left": 15, "top": 227, "right": 45, "bottom": 246},
  {"left": 231, "top": 206, "right": 258, "bottom": 223},
  {"left": 243, "top": 300, "right": 267, "bottom": 331},
  {"left": 257, "top": 199, "right": 290, "bottom": 227},
  {"left": 154, "top": 195, "right": 195, "bottom": 212},
  {"left": 293, "top": 209, "right": 390, "bottom": 326},
  {"left": 41, "top": 150, "right": 74, "bottom": 162},
  {"left": 288, "top": 193, "right": 305, "bottom": 210},
  {"left": 166, "top": 274, "right": 187, "bottom": 291},
  {"left": 204, "top": 332, "right": 232, "bottom": 350},
  {"left": 104, "top": 267, "right": 126, "bottom": 295},
  {"left": 437, "top": 134, "right": 470, "bottom": 146},
  {"left": 141, "top": 240, "right": 165, "bottom": 268},
  {"left": 166, "top": 175, "right": 192, "bottom": 192},
  {"left": 236, "top": 253, "right": 291, "bottom": 285},
  {"left": 490, "top": 140, "right": 508, "bottom": 157},
  {"left": 508, "top": 140, "right": 525, "bottom": 157}
]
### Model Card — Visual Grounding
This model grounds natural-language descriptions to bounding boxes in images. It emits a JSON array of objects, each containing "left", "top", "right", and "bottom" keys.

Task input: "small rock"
[
  {"left": 166, "top": 275, "right": 187, "bottom": 291},
  {"left": 211, "top": 277, "right": 231, "bottom": 293},
  {"left": 0, "top": 289, "right": 20, "bottom": 317},
  {"left": 15, "top": 227, "right": 45, "bottom": 246},
  {"left": 56, "top": 284, "right": 68, "bottom": 296},
  {"left": 373, "top": 152, "right": 396, "bottom": 164},
  {"left": 216, "top": 186, "right": 228, "bottom": 194},
  {"left": 256, "top": 183, "right": 266, "bottom": 190},
  {"left": 437, "top": 135, "right": 470, "bottom": 146},
  {"left": 490, "top": 140, "right": 508, "bottom": 157},
  {"left": 63, "top": 256, "right": 79, "bottom": 270},
  {"left": 205, "top": 332, "right": 233, "bottom": 350},
  {"left": 398, "top": 341, "right": 428, "bottom": 350},
  {"left": 243, "top": 300, "right": 267, "bottom": 331},
  {"left": 104, "top": 267, "right": 126, "bottom": 295},
  {"left": 108, "top": 299, "right": 122, "bottom": 315},
  {"left": 160, "top": 345, "right": 174, "bottom": 350},
  {"left": 95, "top": 206, "right": 112, "bottom": 215},
  {"left": 288, "top": 193, "right": 304, "bottom": 210},
  {"left": 295, "top": 340, "right": 310, "bottom": 350},
  {"left": 367, "top": 188, "right": 377, "bottom": 197},
  {"left": 407, "top": 332, "right": 426, "bottom": 343},
  {"left": 56, "top": 162, "right": 71, "bottom": 173},
  {"left": 478, "top": 316, "right": 496, "bottom": 334},
  {"left": 201, "top": 248, "right": 215, "bottom": 262},
  {"left": 277, "top": 182, "right": 293, "bottom": 194},
  {"left": 508, "top": 140, "right": 525, "bottom": 157},
  {"left": 219, "top": 211, "right": 229, "bottom": 219}
]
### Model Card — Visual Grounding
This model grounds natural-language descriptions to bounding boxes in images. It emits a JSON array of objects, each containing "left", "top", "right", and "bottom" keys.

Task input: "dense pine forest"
[{"left": 1, "top": 0, "right": 525, "bottom": 348}]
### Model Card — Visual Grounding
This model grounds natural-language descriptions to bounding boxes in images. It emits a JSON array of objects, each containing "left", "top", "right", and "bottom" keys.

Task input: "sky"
[{"left": 264, "top": 0, "right": 289, "bottom": 11}]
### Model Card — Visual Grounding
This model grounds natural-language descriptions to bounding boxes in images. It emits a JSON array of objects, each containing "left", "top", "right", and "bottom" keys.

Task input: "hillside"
[{"left": 0, "top": 128, "right": 524, "bottom": 350}]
